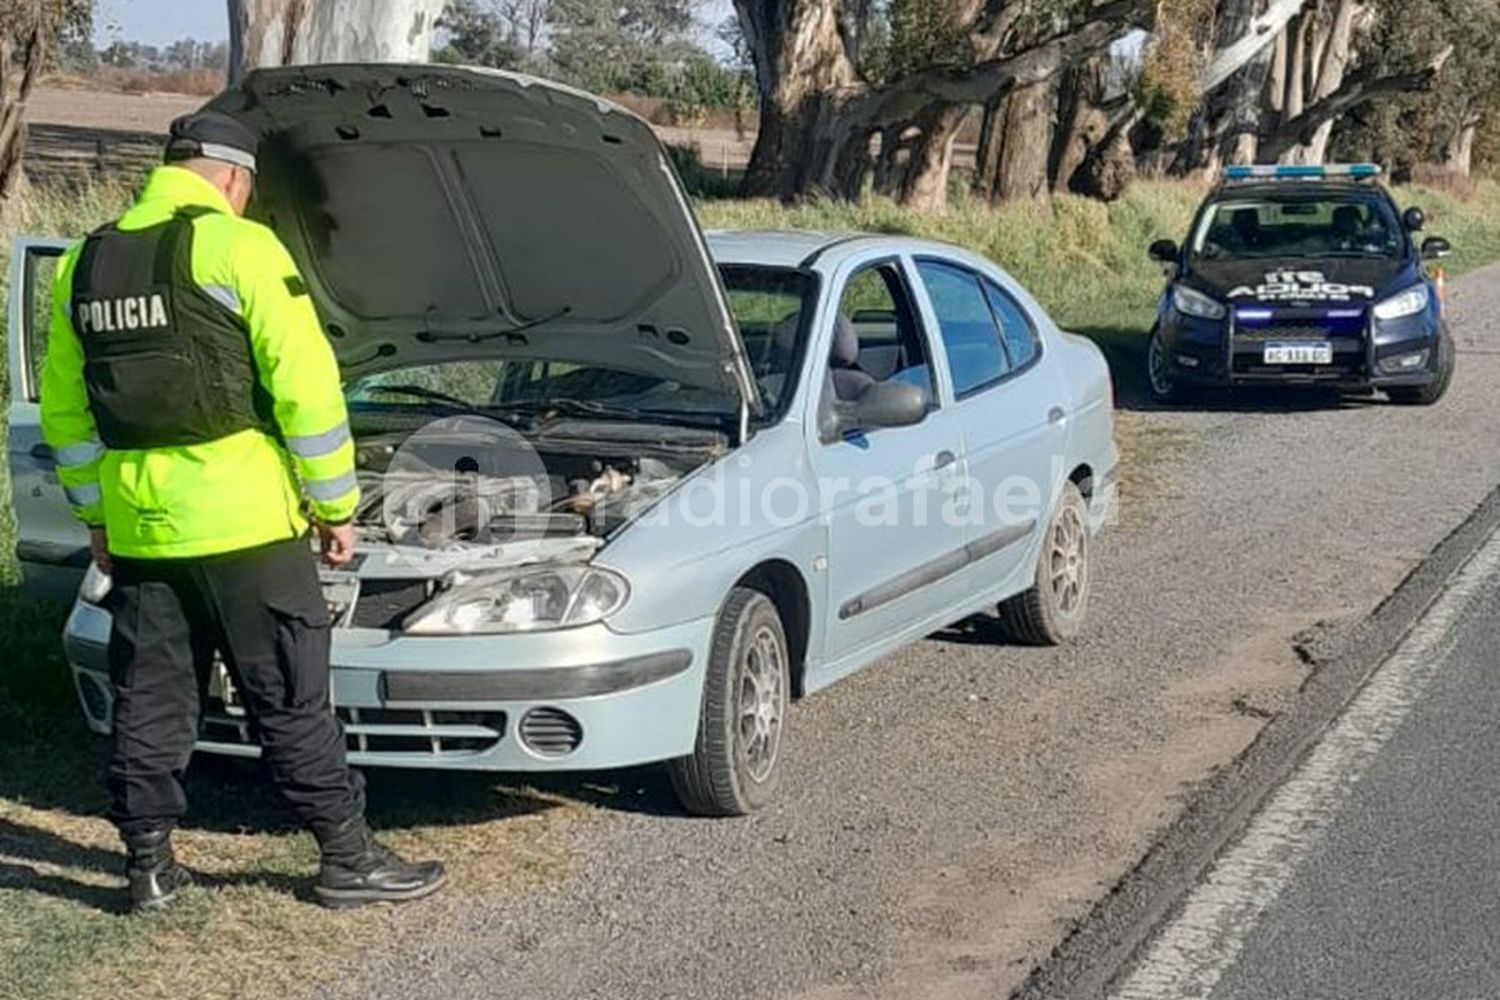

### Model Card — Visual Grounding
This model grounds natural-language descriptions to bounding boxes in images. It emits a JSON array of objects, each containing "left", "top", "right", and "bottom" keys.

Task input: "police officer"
[{"left": 39, "top": 111, "right": 447, "bottom": 911}]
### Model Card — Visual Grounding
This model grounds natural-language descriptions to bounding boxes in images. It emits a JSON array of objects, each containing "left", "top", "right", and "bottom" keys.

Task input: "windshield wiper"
[
  {"left": 500, "top": 398, "right": 727, "bottom": 428},
  {"left": 356, "top": 385, "right": 530, "bottom": 426},
  {"left": 415, "top": 305, "right": 573, "bottom": 344}
]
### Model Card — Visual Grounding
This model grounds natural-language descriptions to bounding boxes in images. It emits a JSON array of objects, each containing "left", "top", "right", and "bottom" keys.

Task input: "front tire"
[
  {"left": 669, "top": 587, "right": 789, "bottom": 816},
  {"left": 998, "top": 482, "right": 1091, "bottom": 646},
  {"left": 1385, "top": 327, "right": 1454, "bottom": 406},
  {"left": 1147, "top": 327, "right": 1190, "bottom": 404}
]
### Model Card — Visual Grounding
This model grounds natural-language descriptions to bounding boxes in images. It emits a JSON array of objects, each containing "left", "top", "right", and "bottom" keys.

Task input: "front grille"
[
  {"left": 348, "top": 578, "right": 433, "bottom": 630},
  {"left": 1235, "top": 323, "right": 1349, "bottom": 342},
  {"left": 200, "top": 699, "right": 506, "bottom": 757},
  {"left": 518, "top": 707, "right": 583, "bottom": 757}
]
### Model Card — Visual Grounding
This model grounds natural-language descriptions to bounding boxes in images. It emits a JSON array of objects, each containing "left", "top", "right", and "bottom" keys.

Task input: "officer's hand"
[
  {"left": 318, "top": 521, "right": 356, "bottom": 568},
  {"left": 89, "top": 528, "right": 111, "bottom": 574}
]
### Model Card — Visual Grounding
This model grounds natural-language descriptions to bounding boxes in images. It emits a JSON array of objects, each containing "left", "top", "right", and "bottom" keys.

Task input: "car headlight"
[
  {"left": 1172, "top": 285, "right": 1227, "bottom": 321},
  {"left": 80, "top": 562, "right": 112, "bottom": 605},
  {"left": 403, "top": 565, "right": 629, "bottom": 635},
  {"left": 1373, "top": 284, "right": 1430, "bottom": 321}
]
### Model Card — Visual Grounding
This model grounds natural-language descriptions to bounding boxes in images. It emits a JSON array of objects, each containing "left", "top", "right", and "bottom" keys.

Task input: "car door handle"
[
  {"left": 1048, "top": 407, "right": 1066, "bottom": 425},
  {"left": 30, "top": 443, "right": 54, "bottom": 463},
  {"left": 933, "top": 449, "right": 958, "bottom": 471}
]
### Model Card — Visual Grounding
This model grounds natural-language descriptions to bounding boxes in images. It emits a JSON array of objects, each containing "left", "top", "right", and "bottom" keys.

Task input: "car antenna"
[{"left": 416, "top": 305, "right": 573, "bottom": 344}]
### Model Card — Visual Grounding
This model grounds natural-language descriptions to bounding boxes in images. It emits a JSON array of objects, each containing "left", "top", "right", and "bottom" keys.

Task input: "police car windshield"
[
  {"left": 346, "top": 266, "right": 816, "bottom": 423},
  {"left": 1190, "top": 192, "right": 1404, "bottom": 261}
]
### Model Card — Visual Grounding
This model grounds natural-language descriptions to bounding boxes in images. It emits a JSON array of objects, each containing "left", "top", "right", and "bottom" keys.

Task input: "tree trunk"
[
  {"left": 973, "top": 96, "right": 1005, "bottom": 200},
  {"left": 228, "top": 0, "right": 445, "bottom": 82},
  {"left": 734, "top": 0, "right": 860, "bottom": 200},
  {"left": 1443, "top": 121, "right": 1479, "bottom": 177},
  {"left": 1049, "top": 59, "right": 1102, "bottom": 192},
  {"left": 0, "top": 20, "right": 45, "bottom": 208},
  {"left": 895, "top": 105, "right": 966, "bottom": 213},
  {"left": 991, "top": 80, "right": 1054, "bottom": 201}
]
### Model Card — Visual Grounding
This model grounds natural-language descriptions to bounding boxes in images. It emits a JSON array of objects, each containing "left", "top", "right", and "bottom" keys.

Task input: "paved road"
[
  {"left": 1111, "top": 524, "right": 1500, "bottom": 1000},
  {"left": 320, "top": 268, "right": 1500, "bottom": 1000}
]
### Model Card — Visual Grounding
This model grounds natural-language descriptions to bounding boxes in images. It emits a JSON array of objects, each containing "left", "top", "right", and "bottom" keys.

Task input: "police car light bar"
[{"left": 1224, "top": 164, "right": 1382, "bottom": 181}]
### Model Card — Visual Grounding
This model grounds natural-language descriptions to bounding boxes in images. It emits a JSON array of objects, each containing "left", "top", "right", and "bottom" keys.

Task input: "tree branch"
[
  {"left": 1201, "top": 0, "right": 1310, "bottom": 94},
  {"left": 1259, "top": 44, "right": 1455, "bottom": 160},
  {"left": 842, "top": 0, "right": 1152, "bottom": 132}
]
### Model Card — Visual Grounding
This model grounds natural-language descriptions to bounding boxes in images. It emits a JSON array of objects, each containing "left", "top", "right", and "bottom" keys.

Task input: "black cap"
[{"left": 164, "top": 111, "right": 259, "bottom": 173}]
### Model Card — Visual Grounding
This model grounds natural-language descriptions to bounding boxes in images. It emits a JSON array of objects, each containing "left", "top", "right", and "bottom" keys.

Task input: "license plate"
[{"left": 1263, "top": 341, "right": 1332, "bottom": 365}]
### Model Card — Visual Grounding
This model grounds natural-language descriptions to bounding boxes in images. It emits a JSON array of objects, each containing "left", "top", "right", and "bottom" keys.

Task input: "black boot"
[
  {"left": 123, "top": 827, "right": 193, "bottom": 912},
  {"left": 313, "top": 817, "right": 446, "bottom": 909}
]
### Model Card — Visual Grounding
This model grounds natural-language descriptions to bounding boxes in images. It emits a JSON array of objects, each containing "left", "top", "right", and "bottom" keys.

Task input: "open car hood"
[{"left": 205, "top": 64, "right": 760, "bottom": 412}]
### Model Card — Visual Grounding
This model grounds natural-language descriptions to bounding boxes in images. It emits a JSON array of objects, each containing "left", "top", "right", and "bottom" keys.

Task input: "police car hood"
[
  {"left": 204, "top": 64, "right": 760, "bottom": 412},
  {"left": 1189, "top": 255, "right": 1416, "bottom": 305}
]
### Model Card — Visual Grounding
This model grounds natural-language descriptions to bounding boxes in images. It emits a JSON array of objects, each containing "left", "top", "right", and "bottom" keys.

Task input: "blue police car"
[{"left": 1146, "top": 164, "right": 1454, "bottom": 405}]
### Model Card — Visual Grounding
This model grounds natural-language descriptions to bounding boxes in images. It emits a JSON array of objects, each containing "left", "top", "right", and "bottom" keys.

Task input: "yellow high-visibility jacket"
[{"left": 39, "top": 166, "right": 360, "bottom": 559}]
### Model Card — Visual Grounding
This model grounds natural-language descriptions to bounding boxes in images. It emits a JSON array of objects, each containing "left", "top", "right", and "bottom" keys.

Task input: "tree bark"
[
  {"left": 228, "top": 0, "right": 445, "bottom": 82},
  {"left": 0, "top": 18, "right": 45, "bottom": 206},
  {"left": 1443, "top": 118, "right": 1480, "bottom": 177},
  {"left": 895, "top": 104, "right": 966, "bottom": 213},
  {"left": 990, "top": 80, "right": 1054, "bottom": 201},
  {"left": 734, "top": 0, "right": 860, "bottom": 200}
]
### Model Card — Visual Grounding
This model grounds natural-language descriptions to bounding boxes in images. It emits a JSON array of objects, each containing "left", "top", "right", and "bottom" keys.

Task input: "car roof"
[{"left": 704, "top": 229, "right": 977, "bottom": 270}]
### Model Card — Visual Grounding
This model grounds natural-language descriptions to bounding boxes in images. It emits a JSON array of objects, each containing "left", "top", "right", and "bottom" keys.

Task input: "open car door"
[{"left": 7, "top": 236, "right": 88, "bottom": 594}]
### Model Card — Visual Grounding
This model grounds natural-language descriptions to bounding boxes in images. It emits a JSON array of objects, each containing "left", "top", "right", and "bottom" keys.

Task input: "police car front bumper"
[
  {"left": 64, "top": 599, "right": 713, "bottom": 772},
  {"left": 1157, "top": 309, "right": 1443, "bottom": 390}
]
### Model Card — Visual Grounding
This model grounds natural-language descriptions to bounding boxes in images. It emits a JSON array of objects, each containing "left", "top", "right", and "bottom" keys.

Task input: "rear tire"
[
  {"left": 668, "top": 587, "right": 789, "bottom": 816},
  {"left": 1385, "top": 327, "right": 1454, "bottom": 406},
  {"left": 998, "top": 482, "right": 1091, "bottom": 646}
]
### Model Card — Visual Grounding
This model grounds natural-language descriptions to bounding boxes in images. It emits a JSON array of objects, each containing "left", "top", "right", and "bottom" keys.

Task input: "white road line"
[{"left": 1109, "top": 528, "right": 1500, "bottom": 1000}]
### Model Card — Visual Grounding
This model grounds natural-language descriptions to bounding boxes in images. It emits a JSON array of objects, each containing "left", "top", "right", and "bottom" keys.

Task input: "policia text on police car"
[{"left": 37, "top": 112, "right": 447, "bottom": 912}]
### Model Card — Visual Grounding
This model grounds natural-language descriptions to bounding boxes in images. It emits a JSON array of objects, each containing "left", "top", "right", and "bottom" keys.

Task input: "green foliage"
[
  {"left": 888, "top": 0, "right": 970, "bottom": 77},
  {"left": 548, "top": 0, "right": 695, "bottom": 94},
  {"left": 436, "top": 0, "right": 526, "bottom": 69},
  {"left": 1331, "top": 0, "right": 1500, "bottom": 170}
]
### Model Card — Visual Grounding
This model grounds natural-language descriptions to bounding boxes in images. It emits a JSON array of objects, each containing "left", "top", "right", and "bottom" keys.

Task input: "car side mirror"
[
  {"left": 1149, "top": 239, "right": 1180, "bottom": 264},
  {"left": 1421, "top": 236, "right": 1452, "bottom": 260},
  {"left": 1403, "top": 207, "right": 1426, "bottom": 233},
  {"left": 830, "top": 381, "right": 928, "bottom": 440}
]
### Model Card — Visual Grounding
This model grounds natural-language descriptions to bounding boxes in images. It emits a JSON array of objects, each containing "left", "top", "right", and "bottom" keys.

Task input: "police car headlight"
[
  {"left": 403, "top": 566, "right": 629, "bottom": 635},
  {"left": 1172, "top": 285, "right": 1227, "bottom": 321},
  {"left": 1373, "top": 285, "right": 1430, "bottom": 321},
  {"left": 80, "top": 563, "right": 112, "bottom": 605}
]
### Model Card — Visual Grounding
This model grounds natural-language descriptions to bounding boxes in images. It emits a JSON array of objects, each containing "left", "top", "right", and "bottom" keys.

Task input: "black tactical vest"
[{"left": 70, "top": 208, "right": 272, "bottom": 450}]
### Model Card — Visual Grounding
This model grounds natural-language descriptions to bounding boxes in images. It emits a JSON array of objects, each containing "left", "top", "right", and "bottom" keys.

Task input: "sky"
[{"left": 95, "top": 0, "right": 229, "bottom": 46}]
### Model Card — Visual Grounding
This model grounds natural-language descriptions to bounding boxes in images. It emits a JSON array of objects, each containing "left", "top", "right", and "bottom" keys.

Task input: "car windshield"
[
  {"left": 1190, "top": 192, "right": 1404, "bottom": 261},
  {"left": 346, "top": 265, "right": 817, "bottom": 424}
]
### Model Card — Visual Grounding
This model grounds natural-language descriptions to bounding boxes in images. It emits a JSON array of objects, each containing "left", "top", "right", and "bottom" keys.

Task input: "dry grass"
[{"left": 43, "top": 68, "right": 225, "bottom": 98}]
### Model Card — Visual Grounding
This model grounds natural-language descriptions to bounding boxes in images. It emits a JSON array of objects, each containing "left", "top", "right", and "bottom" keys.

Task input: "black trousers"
[{"left": 106, "top": 536, "right": 365, "bottom": 839}]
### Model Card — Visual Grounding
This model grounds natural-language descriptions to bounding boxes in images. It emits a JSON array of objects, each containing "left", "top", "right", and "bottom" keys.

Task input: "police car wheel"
[
  {"left": 1147, "top": 327, "right": 1187, "bottom": 403},
  {"left": 1386, "top": 327, "right": 1454, "bottom": 406}
]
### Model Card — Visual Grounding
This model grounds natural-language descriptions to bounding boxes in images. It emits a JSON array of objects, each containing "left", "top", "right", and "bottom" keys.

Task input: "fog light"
[
  {"left": 1176, "top": 354, "right": 1201, "bottom": 368},
  {"left": 1381, "top": 350, "right": 1429, "bottom": 374}
]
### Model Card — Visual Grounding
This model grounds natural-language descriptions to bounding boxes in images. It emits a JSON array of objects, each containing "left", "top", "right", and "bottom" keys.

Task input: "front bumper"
[
  {"left": 64, "top": 600, "right": 713, "bottom": 771},
  {"left": 1159, "top": 308, "right": 1442, "bottom": 391}
]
